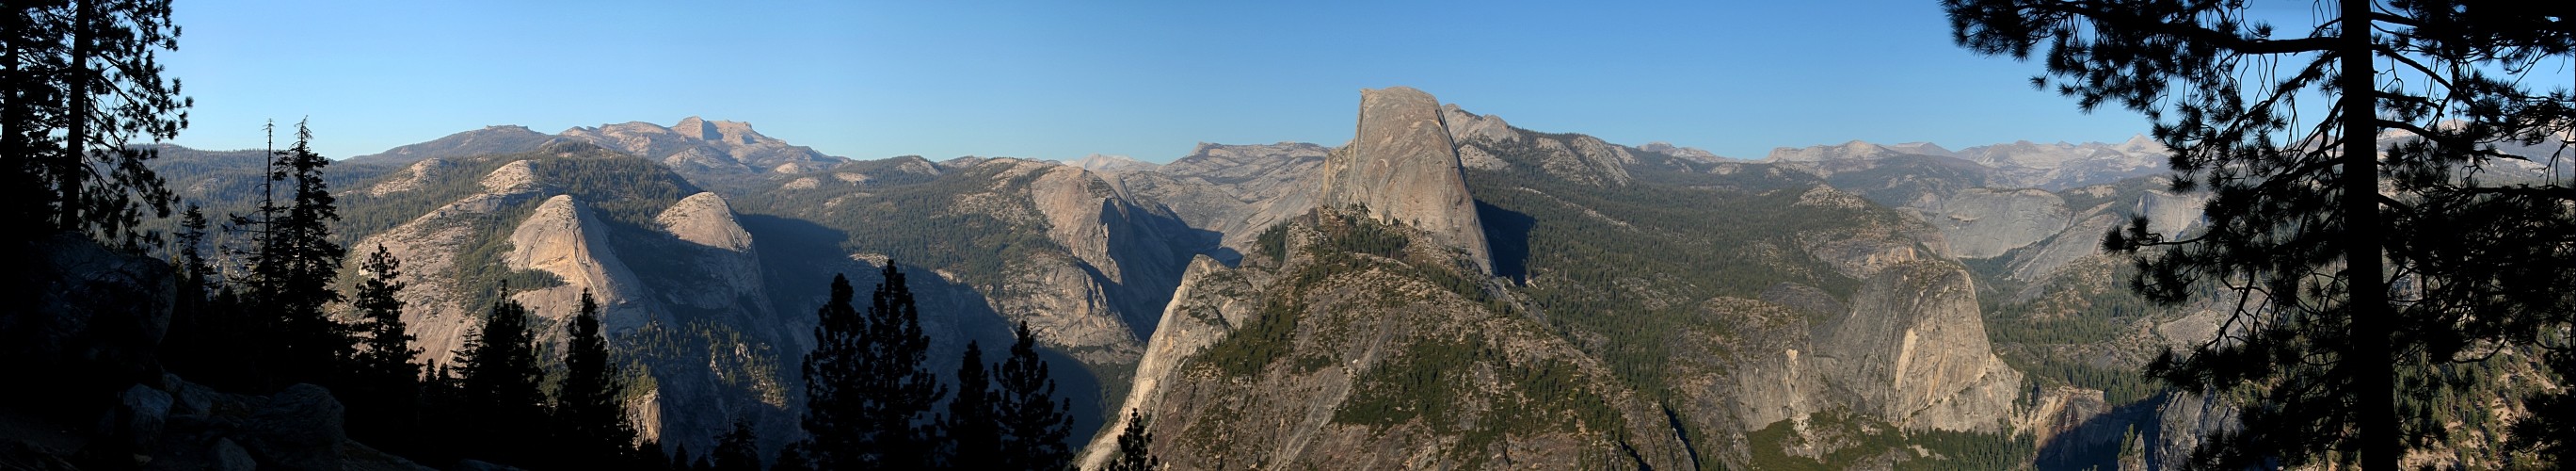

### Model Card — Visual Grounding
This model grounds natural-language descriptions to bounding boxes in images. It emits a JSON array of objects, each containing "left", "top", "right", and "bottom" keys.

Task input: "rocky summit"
[{"left": 1319, "top": 87, "right": 1492, "bottom": 274}]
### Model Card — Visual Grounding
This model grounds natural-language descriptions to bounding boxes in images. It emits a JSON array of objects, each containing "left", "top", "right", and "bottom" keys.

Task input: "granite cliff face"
[
  {"left": 1080, "top": 211, "right": 1690, "bottom": 469},
  {"left": 1917, "top": 187, "right": 2075, "bottom": 259},
  {"left": 504, "top": 195, "right": 653, "bottom": 333},
  {"left": 351, "top": 160, "right": 551, "bottom": 366},
  {"left": 1109, "top": 142, "right": 1328, "bottom": 256},
  {"left": 1318, "top": 87, "right": 1492, "bottom": 273},
  {"left": 1810, "top": 261, "right": 2023, "bottom": 432},
  {"left": 653, "top": 192, "right": 771, "bottom": 318}
]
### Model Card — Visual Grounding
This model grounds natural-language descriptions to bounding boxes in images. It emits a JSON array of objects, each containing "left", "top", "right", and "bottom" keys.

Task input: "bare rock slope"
[{"left": 1319, "top": 87, "right": 1492, "bottom": 273}]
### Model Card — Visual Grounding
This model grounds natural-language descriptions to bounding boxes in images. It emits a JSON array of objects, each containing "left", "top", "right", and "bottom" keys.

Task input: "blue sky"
[{"left": 167, "top": 0, "right": 2178, "bottom": 162}]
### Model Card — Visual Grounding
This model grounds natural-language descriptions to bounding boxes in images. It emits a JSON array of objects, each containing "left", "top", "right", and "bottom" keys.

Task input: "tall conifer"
[
  {"left": 943, "top": 341, "right": 1000, "bottom": 469},
  {"left": 558, "top": 289, "right": 637, "bottom": 465},
  {"left": 997, "top": 321, "right": 1073, "bottom": 469},
  {"left": 347, "top": 243, "right": 421, "bottom": 450},
  {"left": 456, "top": 289, "right": 547, "bottom": 467}
]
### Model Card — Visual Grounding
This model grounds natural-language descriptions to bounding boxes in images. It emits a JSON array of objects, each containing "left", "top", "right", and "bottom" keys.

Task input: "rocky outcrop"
[
  {"left": 1698, "top": 297, "right": 1824, "bottom": 431},
  {"left": 53, "top": 375, "right": 424, "bottom": 471},
  {"left": 504, "top": 195, "right": 654, "bottom": 333},
  {"left": 1319, "top": 87, "right": 1491, "bottom": 273},
  {"left": 366, "top": 158, "right": 453, "bottom": 196},
  {"left": 1025, "top": 163, "right": 1199, "bottom": 338},
  {"left": 2133, "top": 187, "right": 2205, "bottom": 239},
  {"left": 1081, "top": 215, "right": 1689, "bottom": 469},
  {"left": 1077, "top": 256, "right": 1251, "bottom": 468},
  {"left": 1918, "top": 187, "right": 2074, "bottom": 259},
  {"left": 351, "top": 162, "right": 551, "bottom": 366},
  {"left": 1811, "top": 261, "right": 2023, "bottom": 432},
  {"left": 5, "top": 235, "right": 177, "bottom": 388},
  {"left": 1112, "top": 142, "right": 1327, "bottom": 254},
  {"left": 654, "top": 192, "right": 769, "bottom": 317}
]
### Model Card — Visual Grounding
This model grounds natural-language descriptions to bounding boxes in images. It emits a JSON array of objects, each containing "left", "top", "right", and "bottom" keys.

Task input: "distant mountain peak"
[{"left": 1066, "top": 154, "right": 1159, "bottom": 173}]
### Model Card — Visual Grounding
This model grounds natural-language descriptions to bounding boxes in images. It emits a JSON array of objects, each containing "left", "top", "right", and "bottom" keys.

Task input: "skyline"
[{"left": 167, "top": 1, "right": 2355, "bottom": 162}]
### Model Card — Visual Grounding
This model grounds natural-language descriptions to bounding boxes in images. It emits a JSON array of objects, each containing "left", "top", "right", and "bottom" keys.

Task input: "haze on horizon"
[{"left": 174, "top": 1, "right": 2233, "bottom": 162}]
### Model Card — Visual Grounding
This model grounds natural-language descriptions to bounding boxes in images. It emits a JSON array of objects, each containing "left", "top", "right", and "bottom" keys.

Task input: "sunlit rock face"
[{"left": 1318, "top": 86, "right": 1492, "bottom": 273}]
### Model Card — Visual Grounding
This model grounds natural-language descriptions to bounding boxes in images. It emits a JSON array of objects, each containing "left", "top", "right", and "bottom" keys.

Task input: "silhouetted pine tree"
[
  {"left": 859, "top": 263, "right": 945, "bottom": 468},
  {"left": 795, "top": 264, "right": 946, "bottom": 469},
  {"left": 711, "top": 419, "right": 761, "bottom": 471},
  {"left": 557, "top": 289, "right": 637, "bottom": 465},
  {"left": 1106, "top": 409, "right": 1158, "bottom": 471},
  {"left": 345, "top": 243, "right": 422, "bottom": 451},
  {"left": 456, "top": 289, "right": 548, "bottom": 467},
  {"left": 997, "top": 321, "right": 1074, "bottom": 469},
  {"left": 416, "top": 364, "right": 469, "bottom": 465},
  {"left": 1948, "top": 1, "right": 2576, "bottom": 468},
  {"left": 794, "top": 274, "right": 863, "bottom": 469},
  {"left": 163, "top": 203, "right": 257, "bottom": 389},
  {"left": 0, "top": 0, "right": 186, "bottom": 250},
  {"left": 244, "top": 120, "right": 353, "bottom": 390},
  {"left": 943, "top": 341, "right": 1000, "bottom": 469}
]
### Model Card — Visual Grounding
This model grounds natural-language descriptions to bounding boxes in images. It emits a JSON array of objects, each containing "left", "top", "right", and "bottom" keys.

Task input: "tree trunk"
[
  {"left": 2337, "top": 0, "right": 2397, "bottom": 469},
  {"left": 57, "top": 0, "right": 91, "bottom": 231}
]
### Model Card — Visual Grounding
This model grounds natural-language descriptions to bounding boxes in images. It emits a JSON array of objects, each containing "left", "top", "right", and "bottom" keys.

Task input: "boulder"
[{"left": 242, "top": 384, "right": 346, "bottom": 471}]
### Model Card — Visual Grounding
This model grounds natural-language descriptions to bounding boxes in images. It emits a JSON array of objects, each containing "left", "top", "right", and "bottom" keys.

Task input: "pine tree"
[
  {"left": 456, "top": 289, "right": 548, "bottom": 467},
  {"left": 795, "top": 274, "right": 864, "bottom": 469},
  {"left": 416, "top": 364, "right": 470, "bottom": 465},
  {"left": 711, "top": 419, "right": 761, "bottom": 471},
  {"left": 943, "top": 341, "right": 1000, "bottom": 469},
  {"left": 346, "top": 243, "right": 422, "bottom": 451},
  {"left": 859, "top": 262, "right": 946, "bottom": 468},
  {"left": 795, "top": 264, "right": 946, "bottom": 469},
  {"left": 0, "top": 0, "right": 186, "bottom": 249},
  {"left": 1106, "top": 409, "right": 1159, "bottom": 471},
  {"left": 557, "top": 289, "right": 637, "bottom": 464},
  {"left": 262, "top": 120, "right": 353, "bottom": 389},
  {"left": 996, "top": 321, "right": 1073, "bottom": 469},
  {"left": 1946, "top": 1, "right": 2576, "bottom": 468},
  {"left": 162, "top": 203, "right": 251, "bottom": 388}
]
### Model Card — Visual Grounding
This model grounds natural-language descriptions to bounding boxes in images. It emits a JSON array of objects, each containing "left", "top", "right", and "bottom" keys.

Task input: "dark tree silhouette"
[
  {"left": 711, "top": 419, "right": 761, "bottom": 471},
  {"left": 1946, "top": 0, "right": 2576, "bottom": 469},
  {"left": 794, "top": 264, "right": 946, "bottom": 469},
  {"left": 943, "top": 340, "right": 1000, "bottom": 469},
  {"left": 0, "top": 0, "right": 188, "bottom": 250},
  {"left": 858, "top": 262, "right": 946, "bottom": 468},
  {"left": 346, "top": 243, "right": 422, "bottom": 451},
  {"left": 456, "top": 290, "right": 548, "bottom": 467},
  {"left": 669, "top": 443, "right": 696, "bottom": 471},
  {"left": 1106, "top": 408, "right": 1159, "bottom": 471},
  {"left": 997, "top": 321, "right": 1074, "bottom": 469},
  {"left": 162, "top": 203, "right": 260, "bottom": 390},
  {"left": 246, "top": 120, "right": 353, "bottom": 390},
  {"left": 794, "top": 274, "right": 864, "bottom": 469},
  {"left": 557, "top": 289, "right": 637, "bottom": 465},
  {"left": 771, "top": 440, "right": 813, "bottom": 471}
]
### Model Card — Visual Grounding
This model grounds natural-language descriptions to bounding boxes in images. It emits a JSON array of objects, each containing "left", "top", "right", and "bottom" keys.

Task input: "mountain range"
[{"left": 138, "top": 88, "right": 2570, "bottom": 469}]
